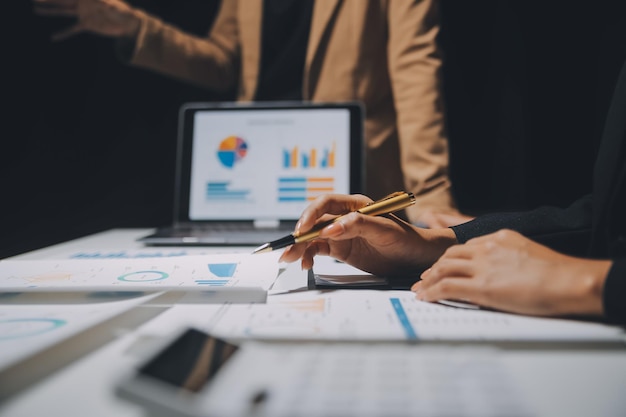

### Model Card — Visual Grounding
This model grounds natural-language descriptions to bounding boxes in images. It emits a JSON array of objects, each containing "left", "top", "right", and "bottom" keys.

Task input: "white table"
[{"left": 1, "top": 229, "right": 625, "bottom": 416}]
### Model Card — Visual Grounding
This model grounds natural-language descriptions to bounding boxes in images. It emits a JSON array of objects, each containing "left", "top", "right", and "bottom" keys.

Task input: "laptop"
[{"left": 138, "top": 101, "right": 364, "bottom": 246}]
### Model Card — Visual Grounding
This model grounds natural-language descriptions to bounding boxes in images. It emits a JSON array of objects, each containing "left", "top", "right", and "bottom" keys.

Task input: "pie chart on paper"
[{"left": 217, "top": 136, "right": 248, "bottom": 168}]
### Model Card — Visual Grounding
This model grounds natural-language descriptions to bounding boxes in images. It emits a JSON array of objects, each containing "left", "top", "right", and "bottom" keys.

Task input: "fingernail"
[
  {"left": 410, "top": 281, "right": 420, "bottom": 292},
  {"left": 320, "top": 222, "right": 344, "bottom": 238},
  {"left": 420, "top": 268, "right": 431, "bottom": 279}
]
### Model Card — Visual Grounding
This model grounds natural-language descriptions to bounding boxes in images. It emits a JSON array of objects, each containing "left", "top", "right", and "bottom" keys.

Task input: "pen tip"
[{"left": 252, "top": 243, "right": 272, "bottom": 254}]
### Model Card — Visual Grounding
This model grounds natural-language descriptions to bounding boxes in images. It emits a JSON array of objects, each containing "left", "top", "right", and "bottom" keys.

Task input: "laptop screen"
[{"left": 176, "top": 102, "right": 364, "bottom": 223}]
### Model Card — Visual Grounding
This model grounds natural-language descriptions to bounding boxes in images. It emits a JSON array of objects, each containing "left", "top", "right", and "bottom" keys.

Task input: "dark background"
[{"left": 3, "top": 1, "right": 626, "bottom": 259}]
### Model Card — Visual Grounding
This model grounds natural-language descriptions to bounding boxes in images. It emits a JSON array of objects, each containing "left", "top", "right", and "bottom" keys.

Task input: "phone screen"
[{"left": 138, "top": 328, "right": 239, "bottom": 393}]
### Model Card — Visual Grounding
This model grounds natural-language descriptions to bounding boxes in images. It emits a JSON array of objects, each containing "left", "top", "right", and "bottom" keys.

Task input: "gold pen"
[{"left": 252, "top": 191, "right": 416, "bottom": 254}]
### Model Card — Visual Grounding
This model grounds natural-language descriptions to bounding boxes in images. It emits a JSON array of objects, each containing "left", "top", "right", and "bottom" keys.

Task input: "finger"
[
  {"left": 278, "top": 244, "right": 300, "bottom": 263},
  {"left": 296, "top": 194, "right": 372, "bottom": 234},
  {"left": 317, "top": 211, "right": 400, "bottom": 241},
  {"left": 278, "top": 238, "right": 329, "bottom": 265},
  {"left": 301, "top": 241, "right": 330, "bottom": 270},
  {"left": 440, "top": 244, "right": 476, "bottom": 260},
  {"left": 32, "top": 0, "right": 78, "bottom": 16},
  {"left": 419, "top": 258, "right": 474, "bottom": 287},
  {"left": 416, "top": 277, "right": 482, "bottom": 305},
  {"left": 51, "top": 25, "right": 83, "bottom": 41},
  {"left": 33, "top": 0, "right": 78, "bottom": 5},
  {"left": 464, "top": 234, "right": 494, "bottom": 246},
  {"left": 32, "top": 6, "right": 78, "bottom": 17},
  {"left": 419, "top": 268, "right": 431, "bottom": 280},
  {"left": 464, "top": 229, "right": 520, "bottom": 246}
]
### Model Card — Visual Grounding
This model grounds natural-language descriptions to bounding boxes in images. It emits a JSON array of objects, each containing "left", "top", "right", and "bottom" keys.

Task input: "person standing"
[{"left": 34, "top": 0, "right": 472, "bottom": 227}]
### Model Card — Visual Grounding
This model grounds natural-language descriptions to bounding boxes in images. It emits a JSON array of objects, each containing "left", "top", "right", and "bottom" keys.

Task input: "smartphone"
[{"left": 116, "top": 328, "right": 244, "bottom": 417}]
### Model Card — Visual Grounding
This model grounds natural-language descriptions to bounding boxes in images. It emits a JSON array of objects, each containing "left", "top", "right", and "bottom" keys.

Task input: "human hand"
[
  {"left": 412, "top": 229, "right": 610, "bottom": 317},
  {"left": 279, "top": 194, "right": 457, "bottom": 277},
  {"left": 33, "top": 0, "right": 141, "bottom": 41}
]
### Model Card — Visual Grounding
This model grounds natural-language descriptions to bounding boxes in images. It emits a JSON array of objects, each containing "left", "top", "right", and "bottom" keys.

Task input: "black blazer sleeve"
[
  {"left": 452, "top": 54, "right": 626, "bottom": 323},
  {"left": 603, "top": 259, "right": 626, "bottom": 323},
  {"left": 451, "top": 194, "right": 594, "bottom": 256}
]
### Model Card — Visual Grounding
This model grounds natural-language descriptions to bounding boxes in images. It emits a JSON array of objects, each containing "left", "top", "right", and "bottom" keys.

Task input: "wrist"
[
  {"left": 565, "top": 259, "right": 611, "bottom": 317},
  {"left": 417, "top": 227, "right": 458, "bottom": 266}
]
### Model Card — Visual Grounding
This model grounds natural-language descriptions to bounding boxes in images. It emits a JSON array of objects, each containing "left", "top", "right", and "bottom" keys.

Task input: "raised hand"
[{"left": 33, "top": 0, "right": 141, "bottom": 41}]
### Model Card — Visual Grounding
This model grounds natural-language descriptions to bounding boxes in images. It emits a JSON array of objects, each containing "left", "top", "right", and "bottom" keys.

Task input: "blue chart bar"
[
  {"left": 277, "top": 177, "right": 335, "bottom": 202},
  {"left": 390, "top": 298, "right": 418, "bottom": 340},
  {"left": 277, "top": 177, "right": 307, "bottom": 202},
  {"left": 206, "top": 182, "right": 251, "bottom": 201},
  {"left": 208, "top": 263, "right": 238, "bottom": 278},
  {"left": 195, "top": 280, "right": 229, "bottom": 286},
  {"left": 320, "top": 149, "right": 329, "bottom": 168},
  {"left": 283, "top": 148, "right": 294, "bottom": 168}
]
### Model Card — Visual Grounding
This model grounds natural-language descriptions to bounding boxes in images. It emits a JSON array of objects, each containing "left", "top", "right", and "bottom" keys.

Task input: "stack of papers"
[
  {"left": 0, "top": 293, "right": 158, "bottom": 372},
  {"left": 0, "top": 253, "right": 281, "bottom": 303}
]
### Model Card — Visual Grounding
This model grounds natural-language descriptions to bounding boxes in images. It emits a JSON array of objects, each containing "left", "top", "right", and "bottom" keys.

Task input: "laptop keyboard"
[
  {"left": 201, "top": 223, "right": 293, "bottom": 232},
  {"left": 167, "top": 224, "right": 291, "bottom": 238},
  {"left": 142, "top": 223, "right": 298, "bottom": 245}
]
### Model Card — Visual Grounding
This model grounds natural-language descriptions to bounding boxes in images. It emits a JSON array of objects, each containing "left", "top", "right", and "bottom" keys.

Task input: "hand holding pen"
[
  {"left": 253, "top": 191, "right": 416, "bottom": 254},
  {"left": 274, "top": 192, "right": 456, "bottom": 278}
]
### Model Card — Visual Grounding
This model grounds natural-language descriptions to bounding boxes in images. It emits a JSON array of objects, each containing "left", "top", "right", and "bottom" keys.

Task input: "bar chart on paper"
[
  {"left": 0, "top": 253, "right": 280, "bottom": 295},
  {"left": 206, "top": 290, "right": 626, "bottom": 342},
  {"left": 195, "top": 263, "right": 238, "bottom": 286}
]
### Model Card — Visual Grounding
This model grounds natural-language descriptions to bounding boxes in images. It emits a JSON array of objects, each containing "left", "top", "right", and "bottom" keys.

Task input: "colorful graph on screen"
[
  {"left": 277, "top": 177, "right": 335, "bottom": 202},
  {"left": 217, "top": 136, "right": 248, "bottom": 168},
  {"left": 283, "top": 142, "right": 336, "bottom": 169},
  {"left": 206, "top": 182, "right": 252, "bottom": 201}
]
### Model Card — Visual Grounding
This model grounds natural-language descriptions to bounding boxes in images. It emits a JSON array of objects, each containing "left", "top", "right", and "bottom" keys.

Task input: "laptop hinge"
[{"left": 254, "top": 219, "right": 280, "bottom": 229}]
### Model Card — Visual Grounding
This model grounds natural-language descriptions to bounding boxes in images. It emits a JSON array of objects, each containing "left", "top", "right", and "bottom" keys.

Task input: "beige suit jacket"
[{"left": 129, "top": 0, "right": 456, "bottom": 221}]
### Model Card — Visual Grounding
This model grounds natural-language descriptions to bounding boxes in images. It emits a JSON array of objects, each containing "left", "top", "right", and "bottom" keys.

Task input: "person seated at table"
[{"left": 280, "top": 57, "right": 626, "bottom": 324}]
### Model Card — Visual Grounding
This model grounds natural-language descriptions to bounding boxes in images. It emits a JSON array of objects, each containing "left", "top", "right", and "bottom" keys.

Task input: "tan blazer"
[{"left": 130, "top": 0, "right": 456, "bottom": 221}]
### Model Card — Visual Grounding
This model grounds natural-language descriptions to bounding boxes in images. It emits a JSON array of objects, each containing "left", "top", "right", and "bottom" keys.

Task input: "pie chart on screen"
[{"left": 217, "top": 136, "right": 248, "bottom": 168}]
